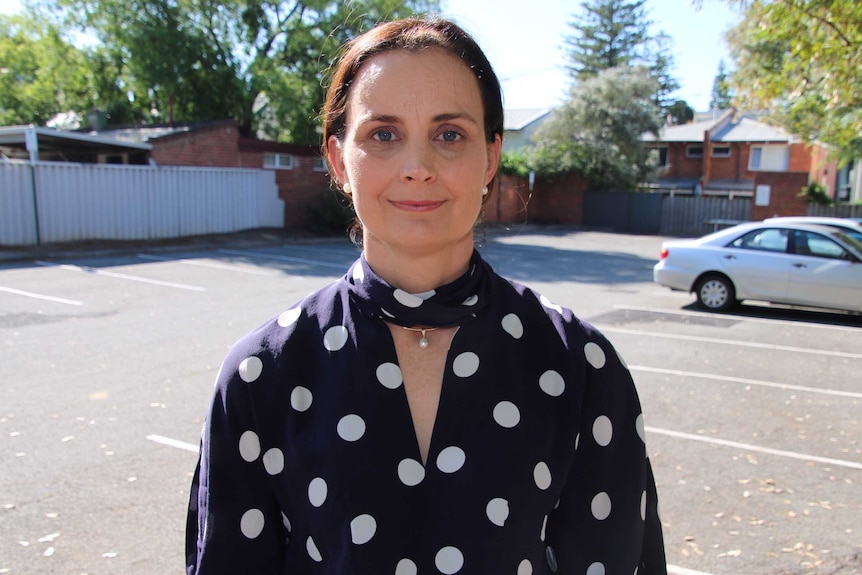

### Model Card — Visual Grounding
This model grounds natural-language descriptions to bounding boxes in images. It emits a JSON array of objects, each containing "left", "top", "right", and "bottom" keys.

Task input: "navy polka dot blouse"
[{"left": 186, "top": 251, "right": 667, "bottom": 574}]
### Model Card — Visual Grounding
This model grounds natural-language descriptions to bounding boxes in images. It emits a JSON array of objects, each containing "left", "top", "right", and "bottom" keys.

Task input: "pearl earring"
[
  {"left": 481, "top": 186, "right": 489, "bottom": 196},
  {"left": 343, "top": 182, "right": 352, "bottom": 195}
]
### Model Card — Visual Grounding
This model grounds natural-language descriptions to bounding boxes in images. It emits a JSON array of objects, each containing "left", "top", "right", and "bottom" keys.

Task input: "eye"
[
  {"left": 373, "top": 129, "right": 395, "bottom": 142},
  {"left": 439, "top": 130, "right": 462, "bottom": 142}
]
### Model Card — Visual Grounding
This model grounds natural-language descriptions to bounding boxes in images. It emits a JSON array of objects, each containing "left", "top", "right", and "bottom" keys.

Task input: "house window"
[
  {"left": 711, "top": 145, "right": 731, "bottom": 158},
  {"left": 263, "top": 153, "right": 293, "bottom": 169},
  {"left": 648, "top": 146, "right": 668, "bottom": 168},
  {"left": 686, "top": 145, "right": 704, "bottom": 158},
  {"left": 749, "top": 146, "right": 789, "bottom": 172},
  {"left": 313, "top": 156, "right": 327, "bottom": 172}
]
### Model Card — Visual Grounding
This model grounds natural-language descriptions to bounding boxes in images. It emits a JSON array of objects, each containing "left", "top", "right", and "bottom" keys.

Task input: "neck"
[{"left": 363, "top": 237, "right": 474, "bottom": 294}]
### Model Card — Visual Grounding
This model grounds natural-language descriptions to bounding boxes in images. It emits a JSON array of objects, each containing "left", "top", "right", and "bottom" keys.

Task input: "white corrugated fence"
[{"left": 0, "top": 161, "right": 283, "bottom": 246}]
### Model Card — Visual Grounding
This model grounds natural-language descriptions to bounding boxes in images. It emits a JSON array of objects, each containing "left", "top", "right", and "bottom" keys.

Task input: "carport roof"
[{"left": 0, "top": 125, "right": 151, "bottom": 161}]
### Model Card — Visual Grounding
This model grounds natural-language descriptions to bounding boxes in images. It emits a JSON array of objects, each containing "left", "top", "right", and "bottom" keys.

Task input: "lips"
[{"left": 389, "top": 200, "right": 445, "bottom": 212}]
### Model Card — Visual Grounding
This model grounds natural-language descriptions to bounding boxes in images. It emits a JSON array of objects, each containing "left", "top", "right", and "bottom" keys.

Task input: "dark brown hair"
[{"left": 321, "top": 16, "right": 504, "bottom": 182}]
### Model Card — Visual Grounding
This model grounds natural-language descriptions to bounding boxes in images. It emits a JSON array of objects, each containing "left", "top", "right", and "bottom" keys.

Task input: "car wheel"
[{"left": 695, "top": 274, "right": 736, "bottom": 311}]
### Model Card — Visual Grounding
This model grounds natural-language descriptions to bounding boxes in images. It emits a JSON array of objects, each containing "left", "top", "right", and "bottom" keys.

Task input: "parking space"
[{"left": 1, "top": 229, "right": 859, "bottom": 575}]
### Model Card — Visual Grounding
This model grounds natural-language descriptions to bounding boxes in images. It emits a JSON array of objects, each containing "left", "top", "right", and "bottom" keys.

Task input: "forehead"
[{"left": 347, "top": 47, "right": 483, "bottom": 117}]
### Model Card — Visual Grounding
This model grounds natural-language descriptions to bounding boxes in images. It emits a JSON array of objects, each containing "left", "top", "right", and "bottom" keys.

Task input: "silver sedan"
[{"left": 653, "top": 222, "right": 862, "bottom": 313}]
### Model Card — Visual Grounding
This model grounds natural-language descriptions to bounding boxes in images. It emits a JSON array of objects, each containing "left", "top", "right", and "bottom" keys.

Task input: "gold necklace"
[{"left": 401, "top": 326, "right": 440, "bottom": 349}]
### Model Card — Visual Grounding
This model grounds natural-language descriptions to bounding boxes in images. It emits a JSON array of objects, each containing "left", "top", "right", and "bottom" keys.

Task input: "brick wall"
[
  {"left": 150, "top": 122, "right": 241, "bottom": 167},
  {"left": 750, "top": 171, "right": 810, "bottom": 220},
  {"left": 666, "top": 143, "right": 703, "bottom": 180}
]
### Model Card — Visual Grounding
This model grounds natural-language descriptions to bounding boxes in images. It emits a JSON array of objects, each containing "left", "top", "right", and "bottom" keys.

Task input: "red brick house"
[
  {"left": 642, "top": 109, "right": 839, "bottom": 217},
  {"left": 95, "top": 120, "right": 331, "bottom": 229}
]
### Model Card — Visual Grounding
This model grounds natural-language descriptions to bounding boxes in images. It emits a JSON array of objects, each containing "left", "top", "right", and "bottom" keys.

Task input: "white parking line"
[
  {"left": 36, "top": 261, "right": 206, "bottom": 291},
  {"left": 0, "top": 285, "right": 83, "bottom": 306},
  {"left": 667, "top": 566, "right": 717, "bottom": 575},
  {"left": 614, "top": 304, "right": 861, "bottom": 333},
  {"left": 147, "top": 431, "right": 718, "bottom": 575},
  {"left": 137, "top": 253, "right": 275, "bottom": 275},
  {"left": 601, "top": 326, "right": 862, "bottom": 359},
  {"left": 218, "top": 249, "right": 348, "bottom": 269},
  {"left": 146, "top": 434, "right": 198, "bottom": 452},
  {"left": 631, "top": 365, "right": 862, "bottom": 399},
  {"left": 647, "top": 426, "right": 862, "bottom": 471}
]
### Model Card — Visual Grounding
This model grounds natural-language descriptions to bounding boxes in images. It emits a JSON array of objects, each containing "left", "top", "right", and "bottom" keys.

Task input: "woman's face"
[{"left": 328, "top": 47, "right": 501, "bottom": 256}]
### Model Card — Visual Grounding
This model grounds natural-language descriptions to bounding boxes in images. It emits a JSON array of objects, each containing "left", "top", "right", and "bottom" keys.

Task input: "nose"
[{"left": 399, "top": 140, "right": 435, "bottom": 184}]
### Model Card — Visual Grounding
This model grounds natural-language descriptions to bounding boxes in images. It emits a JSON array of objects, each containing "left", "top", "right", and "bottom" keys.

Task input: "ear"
[
  {"left": 484, "top": 134, "right": 502, "bottom": 185},
  {"left": 327, "top": 135, "right": 347, "bottom": 187}
]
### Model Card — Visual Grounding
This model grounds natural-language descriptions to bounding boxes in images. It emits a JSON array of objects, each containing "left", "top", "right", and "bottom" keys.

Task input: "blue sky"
[{"left": 1, "top": 0, "right": 742, "bottom": 112}]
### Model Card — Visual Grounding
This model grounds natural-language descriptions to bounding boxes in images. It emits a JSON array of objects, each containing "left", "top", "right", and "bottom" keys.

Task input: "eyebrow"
[{"left": 358, "top": 112, "right": 480, "bottom": 126}]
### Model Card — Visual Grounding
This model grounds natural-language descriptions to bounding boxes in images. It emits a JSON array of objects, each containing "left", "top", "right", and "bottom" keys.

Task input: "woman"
[{"left": 186, "top": 17, "right": 667, "bottom": 575}]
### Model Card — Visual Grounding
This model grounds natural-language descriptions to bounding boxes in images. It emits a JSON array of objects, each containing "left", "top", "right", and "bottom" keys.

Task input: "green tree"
[
  {"left": 531, "top": 66, "right": 662, "bottom": 189},
  {"left": 27, "top": 0, "right": 438, "bottom": 142},
  {"left": 565, "top": 0, "right": 678, "bottom": 116},
  {"left": 723, "top": 0, "right": 862, "bottom": 160},
  {"left": 667, "top": 99, "right": 694, "bottom": 125},
  {"left": 709, "top": 58, "right": 733, "bottom": 110},
  {"left": 0, "top": 13, "right": 92, "bottom": 125}
]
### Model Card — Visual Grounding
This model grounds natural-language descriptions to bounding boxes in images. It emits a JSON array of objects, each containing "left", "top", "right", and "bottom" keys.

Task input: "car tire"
[{"left": 695, "top": 274, "right": 736, "bottom": 311}]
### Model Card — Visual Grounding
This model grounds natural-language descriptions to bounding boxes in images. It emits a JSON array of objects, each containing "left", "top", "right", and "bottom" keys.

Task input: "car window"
[
  {"left": 793, "top": 230, "right": 849, "bottom": 259},
  {"left": 728, "top": 228, "right": 788, "bottom": 252}
]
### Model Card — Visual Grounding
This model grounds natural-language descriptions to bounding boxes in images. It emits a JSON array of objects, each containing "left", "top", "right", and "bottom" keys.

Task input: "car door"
[
  {"left": 722, "top": 227, "right": 791, "bottom": 301},
  {"left": 785, "top": 230, "right": 862, "bottom": 311}
]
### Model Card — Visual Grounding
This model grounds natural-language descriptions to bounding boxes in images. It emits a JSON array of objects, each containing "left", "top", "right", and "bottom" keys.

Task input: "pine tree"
[{"left": 709, "top": 59, "right": 733, "bottom": 110}]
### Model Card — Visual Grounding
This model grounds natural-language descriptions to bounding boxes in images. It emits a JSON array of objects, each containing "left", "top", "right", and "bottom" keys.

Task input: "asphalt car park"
[{"left": 1, "top": 228, "right": 860, "bottom": 575}]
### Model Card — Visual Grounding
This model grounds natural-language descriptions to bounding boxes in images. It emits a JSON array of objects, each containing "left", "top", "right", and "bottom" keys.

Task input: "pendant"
[{"left": 418, "top": 329, "right": 430, "bottom": 349}]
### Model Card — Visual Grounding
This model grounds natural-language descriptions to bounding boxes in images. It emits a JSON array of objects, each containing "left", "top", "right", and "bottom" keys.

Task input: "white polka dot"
[
  {"left": 540, "top": 294, "right": 563, "bottom": 314},
  {"left": 540, "top": 514, "right": 548, "bottom": 541},
  {"left": 323, "top": 325, "right": 349, "bottom": 351},
  {"left": 262, "top": 448, "right": 284, "bottom": 475},
  {"left": 533, "top": 461, "right": 552, "bottom": 490},
  {"left": 398, "top": 458, "right": 426, "bottom": 487},
  {"left": 376, "top": 362, "right": 403, "bottom": 389},
  {"left": 415, "top": 289, "right": 436, "bottom": 300},
  {"left": 395, "top": 558, "right": 418, "bottom": 575},
  {"left": 238, "top": 430, "right": 260, "bottom": 462},
  {"left": 486, "top": 498, "right": 509, "bottom": 527},
  {"left": 593, "top": 415, "right": 613, "bottom": 447},
  {"left": 238, "top": 356, "right": 263, "bottom": 383},
  {"left": 393, "top": 289, "right": 424, "bottom": 308},
  {"left": 277, "top": 306, "right": 301, "bottom": 327},
  {"left": 291, "top": 386, "right": 313, "bottom": 412},
  {"left": 352, "top": 264, "right": 365, "bottom": 282},
  {"left": 452, "top": 352, "right": 480, "bottom": 378},
  {"left": 306, "top": 536, "right": 322, "bottom": 562},
  {"left": 381, "top": 308, "right": 395, "bottom": 318},
  {"left": 337, "top": 414, "right": 366, "bottom": 442},
  {"left": 584, "top": 342, "right": 606, "bottom": 369},
  {"left": 575, "top": 433, "right": 581, "bottom": 451},
  {"left": 493, "top": 401, "right": 520, "bottom": 428},
  {"left": 641, "top": 490, "right": 647, "bottom": 520},
  {"left": 461, "top": 294, "right": 479, "bottom": 306},
  {"left": 591, "top": 492, "right": 612, "bottom": 520},
  {"left": 501, "top": 313, "right": 524, "bottom": 338},
  {"left": 282, "top": 513, "right": 291, "bottom": 532},
  {"left": 539, "top": 370, "right": 565, "bottom": 397},
  {"left": 350, "top": 514, "right": 377, "bottom": 545},
  {"left": 240, "top": 508, "right": 264, "bottom": 539},
  {"left": 308, "top": 477, "right": 327, "bottom": 507},
  {"left": 636, "top": 413, "right": 645, "bottom": 443},
  {"left": 435, "top": 546, "right": 464, "bottom": 574},
  {"left": 587, "top": 562, "right": 606, "bottom": 575},
  {"left": 436, "top": 446, "right": 466, "bottom": 473},
  {"left": 517, "top": 559, "right": 533, "bottom": 575}
]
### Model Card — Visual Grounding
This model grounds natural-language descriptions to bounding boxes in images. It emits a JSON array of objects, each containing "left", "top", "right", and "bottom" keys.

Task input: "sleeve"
[
  {"left": 545, "top": 334, "right": 667, "bottom": 575},
  {"left": 185, "top": 351, "right": 287, "bottom": 575}
]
